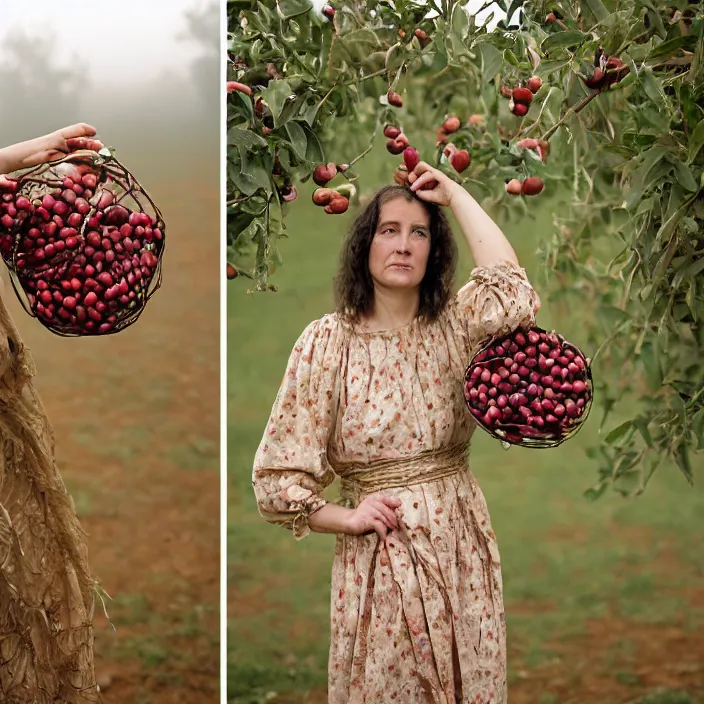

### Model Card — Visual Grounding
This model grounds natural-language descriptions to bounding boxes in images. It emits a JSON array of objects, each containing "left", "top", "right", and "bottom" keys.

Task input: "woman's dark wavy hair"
[{"left": 333, "top": 185, "right": 458, "bottom": 323}]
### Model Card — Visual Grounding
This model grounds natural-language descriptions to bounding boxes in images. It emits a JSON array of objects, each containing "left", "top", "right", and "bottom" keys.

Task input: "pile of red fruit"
[
  {"left": 464, "top": 327, "right": 593, "bottom": 448},
  {"left": 0, "top": 150, "right": 164, "bottom": 336}
]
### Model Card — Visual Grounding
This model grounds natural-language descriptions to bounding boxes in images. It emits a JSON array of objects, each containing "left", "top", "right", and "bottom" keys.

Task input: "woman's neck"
[{"left": 359, "top": 286, "right": 420, "bottom": 332}]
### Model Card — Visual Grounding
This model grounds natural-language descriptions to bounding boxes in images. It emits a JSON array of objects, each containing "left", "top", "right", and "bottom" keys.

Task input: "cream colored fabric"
[{"left": 253, "top": 260, "right": 539, "bottom": 703}]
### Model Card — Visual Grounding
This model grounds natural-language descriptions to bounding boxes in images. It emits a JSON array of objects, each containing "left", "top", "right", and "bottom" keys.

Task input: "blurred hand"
[
  {"left": 408, "top": 161, "right": 462, "bottom": 208},
  {"left": 21, "top": 123, "right": 104, "bottom": 167},
  {"left": 344, "top": 493, "right": 401, "bottom": 539}
]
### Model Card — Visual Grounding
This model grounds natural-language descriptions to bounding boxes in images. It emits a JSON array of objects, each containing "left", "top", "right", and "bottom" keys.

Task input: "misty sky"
[
  {"left": 307, "top": 0, "right": 511, "bottom": 29},
  {"left": 0, "top": 0, "right": 218, "bottom": 85}
]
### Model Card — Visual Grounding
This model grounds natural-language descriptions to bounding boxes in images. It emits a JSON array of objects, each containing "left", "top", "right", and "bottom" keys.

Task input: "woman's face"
[{"left": 368, "top": 197, "right": 432, "bottom": 291}]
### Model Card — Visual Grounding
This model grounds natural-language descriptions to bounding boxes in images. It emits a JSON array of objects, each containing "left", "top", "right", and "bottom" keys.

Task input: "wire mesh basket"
[
  {"left": 0, "top": 149, "right": 164, "bottom": 336},
  {"left": 464, "top": 326, "right": 594, "bottom": 448}
]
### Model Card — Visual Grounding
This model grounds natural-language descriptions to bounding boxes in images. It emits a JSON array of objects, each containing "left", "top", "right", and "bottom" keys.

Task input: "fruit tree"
[{"left": 227, "top": 0, "right": 704, "bottom": 497}]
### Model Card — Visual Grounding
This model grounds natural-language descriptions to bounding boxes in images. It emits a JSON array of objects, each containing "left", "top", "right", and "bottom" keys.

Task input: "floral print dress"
[{"left": 252, "top": 261, "right": 540, "bottom": 704}]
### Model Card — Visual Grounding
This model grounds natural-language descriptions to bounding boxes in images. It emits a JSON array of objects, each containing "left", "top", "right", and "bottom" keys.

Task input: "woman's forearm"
[
  {"left": 447, "top": 182, "right": 520, "bottom": 269},
  {"left": 0, "top": 140, "right": 36, "bottom": 175},
  {"left": 308, "top": 502, "right": 353, "bottom": 535}
]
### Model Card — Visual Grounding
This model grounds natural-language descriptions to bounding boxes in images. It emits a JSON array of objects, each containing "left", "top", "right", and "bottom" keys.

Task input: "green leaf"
[
  {"left": 541, "top": 31, "right": 589, "bottom": 52},
  {"left": 227, "top": 126, "right": 268, "bottom": 149},
  {"left": 229, "top": 90, "right": 254, "bottom": 120},
  {"left": 479, "top": 43, "right": 504, "bottom": 86},
  {"left": 693, "top": 408, "right": 704, "bottom": 450},
  {"left": 641, "top": 69, "right": 668, "bottom": 112},
  {"left": 648, "top": 34, "right": 699, "bottom": 60},
  {"left": 260, "top": 80, "right": 294, "bottom": 126},
  {"left": 633, "top": 416, "right": 654, "bottom": 449},
  {"left": 506, "top": 0, "right": 524, "bottom": 23},
  {"left": 302, "top": 124, "right": 324, "bottom": 163},
  {"left": 277, "top": 0, "right": 312, "bottom": 18},
  {"left": 284, "top": 121, "right": 308, "bottom": 160},
  {"left": 584, "top": 0, "right": 609, "bottom": 23},
  {"left": 683, "top": 257, "right": 704, "bottom": 282},
  {"left": 584, "top": 481, "right": 609, "bottom": 501},
  {"left": 687, "top": 119, "right": 704, "bottom": 164},
  {"left": 674, "top": 443, "right": 694, "bottom": 486},
  {"left": 537, "top": 59, "right": 571, "bottom": 75},
  {"left": 672, "top": 160, "right": 699, "bottom": 192},
  {"left": 239, "top": 147, "right": 273, "bottom": 195},
  {"left": 640, "top": 341, "right": 662, "bottom": 391},
  {"left": 604, "top": 420, "right": 633, "bottom": 445}
]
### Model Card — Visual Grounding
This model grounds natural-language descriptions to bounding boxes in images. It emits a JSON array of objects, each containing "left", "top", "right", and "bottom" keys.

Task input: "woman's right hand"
[
  {"left": 408, "top": 161, "right": 462, "bottom": 208},
  {"left": 344, "top": 493, "right": 402, "bottom": 539}
]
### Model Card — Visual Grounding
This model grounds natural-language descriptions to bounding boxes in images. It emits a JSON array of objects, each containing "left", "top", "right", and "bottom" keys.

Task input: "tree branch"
[{"left": 540, "top": 89, "right": 601, "bottom": 142}]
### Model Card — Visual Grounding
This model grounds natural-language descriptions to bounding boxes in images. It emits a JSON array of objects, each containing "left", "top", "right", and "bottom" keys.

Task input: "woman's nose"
[{"left": 396, "top": 230, "right": 412, "bottom": 250}]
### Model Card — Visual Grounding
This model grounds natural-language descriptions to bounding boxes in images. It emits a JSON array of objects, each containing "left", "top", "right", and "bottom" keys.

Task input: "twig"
[
  {"left": 316, "top": 67, "right": 389, "bottom": 111},
  {"left": 540, "top": 89, "right": 601, "bottom": 142}
]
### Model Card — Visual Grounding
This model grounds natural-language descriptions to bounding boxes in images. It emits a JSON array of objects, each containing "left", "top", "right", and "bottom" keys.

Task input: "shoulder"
[{"left": 291, "top": 313, "right": 345, "bottom": 355}]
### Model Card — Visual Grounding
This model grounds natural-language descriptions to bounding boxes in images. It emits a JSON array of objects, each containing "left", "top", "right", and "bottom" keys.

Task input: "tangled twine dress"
[
  {"left": 0, "top": 292, "right": 99, "bottom": 703},
  {"left": 253, "top": 261, "right": 540, "bottom": 704}
]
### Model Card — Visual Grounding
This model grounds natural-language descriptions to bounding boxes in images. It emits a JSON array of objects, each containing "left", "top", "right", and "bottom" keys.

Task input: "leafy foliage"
[{"left": 226, "top": 0, "right": 704, "bottom": 494}]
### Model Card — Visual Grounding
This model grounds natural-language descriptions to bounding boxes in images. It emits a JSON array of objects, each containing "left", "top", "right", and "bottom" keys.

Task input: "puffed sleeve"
[
  {"left": 451, "top": 260, "right": 541, "bottom": 351},
  {"left": 252, "top": 315, "right": 341, "bottom": 540}
]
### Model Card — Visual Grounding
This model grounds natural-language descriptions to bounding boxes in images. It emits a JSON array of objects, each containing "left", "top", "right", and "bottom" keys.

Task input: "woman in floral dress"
[
  {"left": 0, "top": 124, "right": 104, "bottom": 703},
  {"left": 252, "top": 161, "right": 542, "bottom": 704}
]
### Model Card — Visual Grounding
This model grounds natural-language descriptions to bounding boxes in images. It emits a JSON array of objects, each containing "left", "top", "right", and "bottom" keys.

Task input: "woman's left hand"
[{"left": 21, "top": 123, "right": 104, "bottom": 167}]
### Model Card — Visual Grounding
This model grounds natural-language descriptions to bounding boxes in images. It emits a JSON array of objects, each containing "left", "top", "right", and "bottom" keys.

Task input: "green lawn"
[{"left": 227, "top": 148, "right": 703, "bottom": 704}]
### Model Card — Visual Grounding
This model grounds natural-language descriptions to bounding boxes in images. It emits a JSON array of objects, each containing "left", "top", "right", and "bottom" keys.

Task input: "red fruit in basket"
[
  {"left": 486, "top": 406, "right": 502, "bottom": 422},
  {"left": 62, "top": 189, "right": 77, "bottom": 205},
  {"left": 53, "top": 200, "right": 70, "bottom": 217},
  {"left": 572, "top": 380, "right": 587, "bottom": 394},
  {"left": 105, "top": 205, "right": 129, "bottom": 225},
  {"left": 509, "top": 393, "right": 527, "bottom": 407},
  {"left": 96, "top": 190, "right": 115, "bottom": 210}
]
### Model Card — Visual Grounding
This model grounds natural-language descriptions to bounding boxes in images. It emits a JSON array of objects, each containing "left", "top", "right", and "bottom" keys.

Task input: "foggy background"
[
  {"left": 0, "top": 0, "right": 219, "bottom": 185},
  {"left": 0, "top": 2, "right": 222, "bottom": 700}
]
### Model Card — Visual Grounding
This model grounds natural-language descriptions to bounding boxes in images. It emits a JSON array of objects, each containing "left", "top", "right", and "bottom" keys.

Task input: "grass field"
[{"left": 227, "top": 147, "right": 703, "bottom": 704}]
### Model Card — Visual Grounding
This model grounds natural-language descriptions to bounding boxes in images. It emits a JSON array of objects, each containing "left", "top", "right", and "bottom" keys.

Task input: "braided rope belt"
[{"left": 332, "top": 443, "right": 470, "bottom": 503}]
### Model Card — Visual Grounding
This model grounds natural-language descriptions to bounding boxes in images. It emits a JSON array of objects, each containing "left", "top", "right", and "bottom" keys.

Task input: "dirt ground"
[{"left": 3, "top": 169, "right": 221, "bottom": 703}]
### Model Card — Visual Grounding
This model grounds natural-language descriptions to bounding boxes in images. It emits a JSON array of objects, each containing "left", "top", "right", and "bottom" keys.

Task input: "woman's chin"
[{"left": 380, "top": 270, "right": 422, "bottom": 288}]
